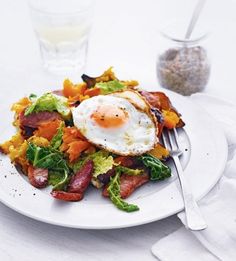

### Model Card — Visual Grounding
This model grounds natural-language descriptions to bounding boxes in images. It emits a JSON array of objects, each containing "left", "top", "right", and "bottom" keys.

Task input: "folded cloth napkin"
[{"left": 152, "top": 93, "right": 236, "bottom": 261}]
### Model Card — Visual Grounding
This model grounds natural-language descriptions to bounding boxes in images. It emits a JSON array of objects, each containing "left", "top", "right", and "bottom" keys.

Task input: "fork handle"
[{"left": 173, "top": 155, "right": 207, "bottom": 230}]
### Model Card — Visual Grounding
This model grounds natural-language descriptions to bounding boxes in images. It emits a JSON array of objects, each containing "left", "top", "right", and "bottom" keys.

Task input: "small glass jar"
[{"left": 156, "top": 23, "right": 211, "bottom": 96}]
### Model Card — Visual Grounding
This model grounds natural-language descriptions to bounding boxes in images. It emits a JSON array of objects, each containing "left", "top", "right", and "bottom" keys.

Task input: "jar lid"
[{"left": 160, "top": 20, "right": 210, "bottom": 45}]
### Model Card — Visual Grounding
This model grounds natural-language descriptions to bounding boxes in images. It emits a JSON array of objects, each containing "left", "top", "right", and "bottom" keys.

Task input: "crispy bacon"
[
  {"left": 176, "top": 118, "right": 185, "bottom": 128},
  {"left": 19, "top": 111, "right": 62, "bottom": 129},
  {"left": 28, "top": 165, "right": 48, "bottom": 188},
  {"left": 98, "top": 157, "right": 140, "bottom": 185},
  {"left": 102, "top": 172, "right": 149, "bottom": 199},
  {"left": 52, "top": 90, "right": 64, "bottom": 96},
  {"left": 114, "top": 156, "right": 139, "bottom": 168},
  {"left": 67, "top": 160, "right": 93, "bottom": 193},
  {"left": 140, "top": 91, "right": 172, "bottom": 111},
  {"left": 51, "top": 191, "right": 83, "bottom": 201},
  {"left": 151, "top": 108, "right": 165, "bottom": 138},
  {"left": 140, "top": 91, "right": 185, "bottom": 130},
  {"left": 97, "top": 168, "right": 116, "bottom": 185},
  {"left": 51, "top": 160, "right": 93, "bottom": 202}
]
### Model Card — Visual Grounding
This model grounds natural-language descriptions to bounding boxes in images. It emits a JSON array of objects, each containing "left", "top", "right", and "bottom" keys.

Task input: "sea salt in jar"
[{"left": 156, "top": 24, "right": 211, "bottom": 96}]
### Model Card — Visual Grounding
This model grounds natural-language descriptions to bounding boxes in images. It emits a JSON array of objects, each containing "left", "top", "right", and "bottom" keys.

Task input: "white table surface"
[{"left": 0, "top": 0, "right": 236, "bottom": 260}]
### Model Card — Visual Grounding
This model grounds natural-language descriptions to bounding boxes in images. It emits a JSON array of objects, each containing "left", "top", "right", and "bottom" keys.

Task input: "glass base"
[{"left": 39, "top": 37, "right": 88, "bottom": 76}]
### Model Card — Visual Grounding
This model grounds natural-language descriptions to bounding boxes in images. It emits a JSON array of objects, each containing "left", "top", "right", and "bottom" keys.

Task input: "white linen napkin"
[{"left": 152, "top": 93, "right": 236, "bottom": 261}]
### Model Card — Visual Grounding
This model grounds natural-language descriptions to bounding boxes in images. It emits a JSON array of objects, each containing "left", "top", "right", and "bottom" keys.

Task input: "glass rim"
[{"left": 28, "top": 1, "right": 93, "bottom": 16}]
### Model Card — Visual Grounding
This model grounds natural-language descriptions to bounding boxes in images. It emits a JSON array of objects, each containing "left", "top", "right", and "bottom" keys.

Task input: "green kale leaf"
[
  {"left": 26, "top": 143, "right": 69, "bottom": 173},
  {"left": 96, "top": 80, "right": 126, "bottom": 94},
  {"left": 51, "top": 122, "right": 64, "bottom": 149},
  {"left": 115, "top": 165, "right": 143, "bottom": 176},
  {"left": 29, "top": 93, "right": 37, "bottom": 100},
  {"left": 26, "top": 143, "right": 70, "bottom": 190},
  {"left": 107, "top": 171, "right": 139, "bottom": 212},
  {"left": 24, "top": 93, "right": 70, "bottom": 118},
  {"left": 90, "top": 151, "right": 114, "bottom": 177},
  {"left": 138, "top": 154, "right": 171, "bottom": 181},
  {"left": 48, "top": 170, "right": 69, "bottom": 191},
  {"left": 73, "top": 150, "right": 114, "bottom": 177}
]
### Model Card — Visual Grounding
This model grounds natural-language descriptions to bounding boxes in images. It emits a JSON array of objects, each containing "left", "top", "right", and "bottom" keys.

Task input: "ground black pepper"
[{"left": 157, "top": 46, "right": 210, "bottom": 95}]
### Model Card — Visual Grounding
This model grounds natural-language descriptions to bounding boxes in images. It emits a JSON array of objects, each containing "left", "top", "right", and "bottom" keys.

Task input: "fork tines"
[{"left": 161, "top": 128, "right": 181, "bottom": 155}]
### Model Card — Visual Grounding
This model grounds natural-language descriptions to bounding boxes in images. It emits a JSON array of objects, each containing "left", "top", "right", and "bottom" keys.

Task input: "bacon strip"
[
  {"left": 140, "top": 91, "right": 171, "bottom": 111},
  {"left": 28, "top": 165, "right": 48, "bottom": 188},
  {"left": 140, "top": 91, "right": 185, "bottom": 130},
  {"left": 98, "top": 157, "right": 139, "bottom": 185},
  {"left": 97, "top": 168, "right": 116, "bottom": 185},
  {"left": 51, "top": 191, "right": 83, "bottom": 201},
  {"left": 67, "top": 160, "right": 93, "bottom": 193},
  {"left": 114, "top": 156, "right": 139, "bottom": 168},
  {"left": 52, "top": 90, "right": 64, "bottom": 96},
  {"left": 19, "top": 111, "right": 62, "bottom": 129},
  {"left": 102, "top": 172, "right": 149, "bottom": 199},
  {"left": 51, "top": 160, "right": 94, "bottom": 202}
]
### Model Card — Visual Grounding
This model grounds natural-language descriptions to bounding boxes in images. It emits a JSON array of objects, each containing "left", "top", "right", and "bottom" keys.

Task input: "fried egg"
[{"left": 72, "top": 91, "right": 158, "bottom": 155}]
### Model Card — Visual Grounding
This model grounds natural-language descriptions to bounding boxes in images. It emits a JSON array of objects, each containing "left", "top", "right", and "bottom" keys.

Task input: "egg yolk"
[{"left": 91, "top": 105, "right": 128, "bottom": 128}]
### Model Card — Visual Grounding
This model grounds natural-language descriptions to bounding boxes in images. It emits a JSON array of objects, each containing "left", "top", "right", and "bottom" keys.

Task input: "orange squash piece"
[
  {"left": 67, "top": 94, "right": 90, "bottom": 105},
  {"left": 60, "top": 127, "right": 85, "bottom": 145},
  {"left": 63, "top": 79, "right": 87, "bottom": 98},
  {"left": 0, "top": 132, "right": 29, "bottom": 173},
  {"left": 149, "top": 143, "right": 169, "bottom": 160},
  {"left": 34, "top": 119, "right": 62, "bottom": 141},
  {"left": 11, "top": 97, "right": 32, "bottom": 114},
  {"left": 84, "top": 87, "right": 101, "bottom": 97},
  {"left": 162, "top": 110, "right": 180, "bottom": 129},
  {"left": 60, "top": 127, "right": 91, "bottom": 162},
  {"left": 67, "top": 140, "right": 90, "bottom": 162}
]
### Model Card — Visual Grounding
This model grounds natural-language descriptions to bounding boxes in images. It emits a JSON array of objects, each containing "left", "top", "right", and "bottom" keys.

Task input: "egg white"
[{"left": 72, "top": 95, "right": 157, "bottom": 155}]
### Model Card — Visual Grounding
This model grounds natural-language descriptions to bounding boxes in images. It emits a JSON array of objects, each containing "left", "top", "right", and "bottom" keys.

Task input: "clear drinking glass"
[
  {"left": 28, "top": 0, "right": 94, "bottom": 74},
  {"left": 156, "top": 22, "right": 211, "bottom": 96}
]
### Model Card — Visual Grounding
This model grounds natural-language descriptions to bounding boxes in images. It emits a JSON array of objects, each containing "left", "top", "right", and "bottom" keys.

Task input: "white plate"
[{"left": 0, "top": 90, "right": 228, "bottom": 229}]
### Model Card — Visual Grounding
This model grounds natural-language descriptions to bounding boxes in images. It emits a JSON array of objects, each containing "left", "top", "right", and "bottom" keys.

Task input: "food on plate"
[{"left": 0, "top": 68, "right": 184, "bottom": 212}]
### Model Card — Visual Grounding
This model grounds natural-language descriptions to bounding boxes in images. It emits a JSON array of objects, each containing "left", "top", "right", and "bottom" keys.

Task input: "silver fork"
[{"left": 162, "top": 128, "right": 207, "bottom": 231}]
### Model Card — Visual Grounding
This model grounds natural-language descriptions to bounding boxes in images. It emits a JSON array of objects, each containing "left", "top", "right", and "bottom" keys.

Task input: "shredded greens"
[
  {"left": 90, "top": 151, "right": 114, "bottom": 177},
  {"left": 96, "top": 80, "right": 126, "bottom": 94},
  {"left": 48, "top": 170, "right": 69, "bottom": 191},
  {"left": 115, "top": 165, "right": 143, "bottom": 176},
  {"left": 51, "top": 122, "right": 64, "bottom": 149},
  {"left": 73, "top": 150, "right": 114, "bottom": 177},
  {"left": 24, "top": 93, "right": 70, "bottom": 118},
  {"left": 29, "top": 93, "right": 37, "bottom": 100},
  {"left": 106, "top": 154, "right": 170, "bottom": 212},
  {"left": 26, "top": 143, "right": 69, "bottom": 172},
  {"left": 72, "top": 158, "right": 85, "bottom": 173},
  {"left": 138, "top": 154, "right": 171, "bottom": 181},
  {"left": 26, "top": 143, "right": 70, "bottom": 190},
  {"left": 107, "top": 170, "right": 139, "bottom": 212}
]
